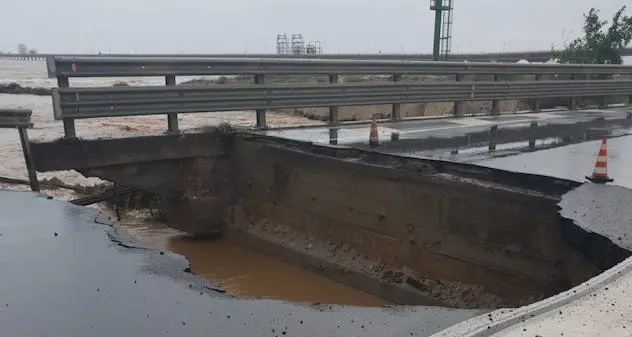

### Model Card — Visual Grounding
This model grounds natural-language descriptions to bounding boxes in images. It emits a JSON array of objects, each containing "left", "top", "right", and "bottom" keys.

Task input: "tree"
[{"left": 557, "top": 6, "right": 632, "bottom": 64}]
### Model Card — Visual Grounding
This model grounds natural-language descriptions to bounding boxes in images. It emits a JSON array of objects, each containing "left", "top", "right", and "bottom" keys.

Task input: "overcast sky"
[{"left": 1, "top": 0, "right": 630, "bottom": 54}]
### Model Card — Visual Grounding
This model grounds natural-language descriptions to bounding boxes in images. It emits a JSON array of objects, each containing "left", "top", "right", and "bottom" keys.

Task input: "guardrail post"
[
  {"left": 165, "top": 75, "right": 179, "bottom": 132},
  {"left": 599, "top": 79, "right": 608, "bottom": 108},
  {"left": 454, "top": 74, "right": 465, "bottom": 117},
  {"left": 255, "top": 74, "right": 267, "bottom": 128},
  {"left": 569, "top": 74, "right": 578, "bottom": 110},
  {"left": 489, "top": 125, "right": 498, "bottom": 151},
  {"left": 57, "top": 76, "right": 76, "bottom": 138},
  {"left": 491, "top": 74, "right": 501, "bottom": 115},
  {"left": 532, "top": 74, "right": 542, "bottom": 112},
  {"left": 392, "top": 74, "right": 402, "bottom": 119},
  {"left": 528, "top": 121, "right": 537, "bottom": 149},
  {"left": 329, "top": 74, "right": 340, "bottom": 123},
  {"left": 599, "top": 96, "right": 608, "bottom": 109},
  {"left": 18, "top": 126, "right": 40, "bottom": 192},
  {"left": 329, "top": 128, "right": 339, "bottom": 145}
]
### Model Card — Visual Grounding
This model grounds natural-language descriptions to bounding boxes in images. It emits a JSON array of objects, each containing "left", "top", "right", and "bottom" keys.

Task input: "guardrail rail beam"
[
  {"left": 42, "top": 55, "right": 632, "bottom": 134},
  {"left": 0, "top": 109, "right": 39, "bottom": 192}
]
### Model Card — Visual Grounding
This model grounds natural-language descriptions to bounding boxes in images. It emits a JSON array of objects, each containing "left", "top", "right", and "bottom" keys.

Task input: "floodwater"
[
  {"left": 120, "top": 212, "right": 390, "bottom": 306},
  {"left": 0, "top": 59, "right": 319, "bottom": 186},
  {"left": 0, "top": 60, "right": 384, "bottom": 307}
]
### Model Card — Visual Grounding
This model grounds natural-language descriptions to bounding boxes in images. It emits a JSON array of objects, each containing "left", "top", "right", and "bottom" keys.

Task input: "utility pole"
[
  {"left": 430, "top": 0, "right": 454, "bottom": 61},
  {"left": 431, "top": 0, "right": 443, "bottom": 61}
]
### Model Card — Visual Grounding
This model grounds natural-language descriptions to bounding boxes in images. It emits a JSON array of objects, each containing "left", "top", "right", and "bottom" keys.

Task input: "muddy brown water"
[{"left": 119, "top": 213, "right": 390, "bottom": 307}]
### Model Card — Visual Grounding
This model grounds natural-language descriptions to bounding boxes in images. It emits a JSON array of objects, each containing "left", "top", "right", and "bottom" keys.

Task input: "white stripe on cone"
[{"left": 594, "top": 167, "right": 607, "bottom": 175}]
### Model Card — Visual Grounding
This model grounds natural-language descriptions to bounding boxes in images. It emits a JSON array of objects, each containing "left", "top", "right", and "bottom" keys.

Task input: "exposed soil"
[
  {"left": 178, "top": 74, "right": 531, "bottom": 121},
  {"left": 275, "top": 100, "right": 527, "bottom": 122},
  {"left": 229, "top": 204, "right": 539, "bottom": 309},
  {"left": 0, "top": 82, "right": 51, "bottom": 95}
]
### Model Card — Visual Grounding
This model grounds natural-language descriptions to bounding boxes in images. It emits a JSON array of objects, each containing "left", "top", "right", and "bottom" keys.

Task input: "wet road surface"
[
  {"left": 478, "top": 134, "right": 632, "bottom": 188},
  {"left": 0, "top": 190, "right": 486, "bottom": 337},
  {"left": 264, "top": 108, "right": 632, "bottom": 146}
]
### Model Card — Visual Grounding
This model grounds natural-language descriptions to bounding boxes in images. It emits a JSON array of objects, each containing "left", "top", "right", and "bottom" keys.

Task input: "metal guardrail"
[
  {"left": 0, "top": 108, "right": 33, "bottom": 128},
  {"left": 52, "top": 80, "right": 632, "bottom": 120},
  {"left": 0, "top": 109, "right": 39, "bottom": 191},
  {"left": 44, "top": 55, "right": 632, "bottom": 138},
  {"left": 47, "top": 56, "right": 632, "bottom": 77}
]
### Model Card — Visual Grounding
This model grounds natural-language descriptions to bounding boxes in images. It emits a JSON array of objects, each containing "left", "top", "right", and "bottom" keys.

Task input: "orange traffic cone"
[
  {"left": 586, "top": 137, "right": 613, "bottom": 183},
  {"left": 369, "top": 117, "right": 379, "bottom": 147}
]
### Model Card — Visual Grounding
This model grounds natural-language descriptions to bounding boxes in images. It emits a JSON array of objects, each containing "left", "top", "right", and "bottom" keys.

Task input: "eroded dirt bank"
[{"left": 217, "top": 136, "right": 628, "bottom": 308}]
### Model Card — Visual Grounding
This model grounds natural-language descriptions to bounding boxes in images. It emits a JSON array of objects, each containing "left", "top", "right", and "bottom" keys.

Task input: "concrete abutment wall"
[
  {"left": 227, "top": 137, "right": 598, "bottom": 302},
  {"left": 30, "top": 132, "right": 615, "bottom": 307}
]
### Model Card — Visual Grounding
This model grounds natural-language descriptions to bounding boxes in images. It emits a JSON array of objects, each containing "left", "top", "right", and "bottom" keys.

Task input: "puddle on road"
[{"left": 118, "top": 212, "right": 390, "bottom": 307}]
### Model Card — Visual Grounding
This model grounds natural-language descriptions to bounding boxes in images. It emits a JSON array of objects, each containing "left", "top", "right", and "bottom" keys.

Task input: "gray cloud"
[{"left": 1, "top": 0, "right": 630, "bottom": 54}]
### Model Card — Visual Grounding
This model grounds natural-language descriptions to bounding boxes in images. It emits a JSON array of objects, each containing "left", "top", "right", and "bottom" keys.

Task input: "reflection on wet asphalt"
[
  {"left": 478, "top": 135, "right": 632, "bottom": 188},
  {"left": 0, "top": 190, "right": 485, "bottom": 337}
]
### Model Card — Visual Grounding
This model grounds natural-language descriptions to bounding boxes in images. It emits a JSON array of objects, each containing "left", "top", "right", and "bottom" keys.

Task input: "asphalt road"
[
  {"left": 478, "top": 134, "right": 632, "bottom": 188},
  {"left": 265, "top": 107, "right": 632, "bottom": 148}
]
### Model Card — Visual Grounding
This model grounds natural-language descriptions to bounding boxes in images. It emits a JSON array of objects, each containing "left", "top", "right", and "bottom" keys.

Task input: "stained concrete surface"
[{"left": 0, "top": 189, "right": 486, "bottom": 337}]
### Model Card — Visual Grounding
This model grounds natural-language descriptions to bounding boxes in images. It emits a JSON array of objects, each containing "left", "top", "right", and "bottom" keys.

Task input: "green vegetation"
[
  {"left": 556, "top": 6, "right": 632, "bottom": 64},
  {"left": 551, "top": 6, "right": 632, "bottom": 107}
]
